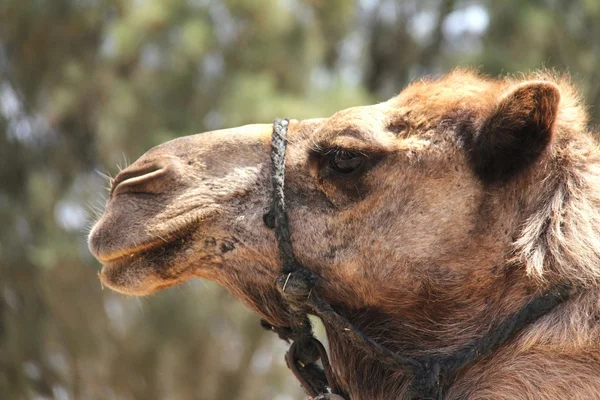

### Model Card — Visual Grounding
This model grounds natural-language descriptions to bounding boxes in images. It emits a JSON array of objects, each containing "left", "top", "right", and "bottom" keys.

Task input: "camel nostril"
[{"left": 110, "top": 163, "right": 167, "bottom": 197}]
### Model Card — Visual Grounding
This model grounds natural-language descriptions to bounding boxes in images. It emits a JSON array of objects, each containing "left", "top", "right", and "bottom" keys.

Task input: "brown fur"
[{"left": 89, "top": 70, "right": 600, "bottom": 399}]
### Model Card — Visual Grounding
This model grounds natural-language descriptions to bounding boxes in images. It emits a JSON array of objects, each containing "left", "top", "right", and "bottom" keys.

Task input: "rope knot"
[
  {"left": 276, "top": 268, "right": 317, "bottom": 311},
  {"left": 412, "top": 357, "right": 443, "bottom": 400},
  {"left": 292, "top": 335, "right": 321, "bottom": 366}
]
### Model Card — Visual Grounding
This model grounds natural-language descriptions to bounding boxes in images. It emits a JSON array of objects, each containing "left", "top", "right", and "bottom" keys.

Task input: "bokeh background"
[{"left": 1, "top": 1, "right": 600, "bottom": 399}]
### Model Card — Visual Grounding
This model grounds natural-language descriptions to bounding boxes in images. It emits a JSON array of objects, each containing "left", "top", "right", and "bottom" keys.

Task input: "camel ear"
[{"left": 473, "top": 81, "right": 560, "bottom": 182}]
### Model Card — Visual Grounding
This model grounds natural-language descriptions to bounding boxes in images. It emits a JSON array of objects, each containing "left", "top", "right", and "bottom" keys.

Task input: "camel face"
[
  {"left": 90, "top": 103, "right": 475, "bottom": 296},
  {"left": 88, "top": 71, "right": 561, "bottom": 320},
  {"left": 89, "top": 71, "right": 600, "bottom": 399}
]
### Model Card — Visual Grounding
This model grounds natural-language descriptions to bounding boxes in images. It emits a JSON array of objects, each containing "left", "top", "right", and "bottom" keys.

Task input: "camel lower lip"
[{"left": 98, "top": 259, "right": 179, "bottom": 295}]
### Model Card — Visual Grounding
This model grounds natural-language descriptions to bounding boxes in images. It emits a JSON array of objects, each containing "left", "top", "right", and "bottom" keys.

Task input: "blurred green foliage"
[{"left": 0, "top": 0, "right": 599, "bottom": 399}]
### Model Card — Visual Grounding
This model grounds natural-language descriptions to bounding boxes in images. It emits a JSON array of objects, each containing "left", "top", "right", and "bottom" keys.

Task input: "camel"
[{"left": 88, "top": 70, "right": 600, "bottom": 399}]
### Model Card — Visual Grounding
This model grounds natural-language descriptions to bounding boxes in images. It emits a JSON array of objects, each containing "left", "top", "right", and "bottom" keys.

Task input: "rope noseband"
[{"left": 262, "top": 118, "right": 574, "bottom": 399}]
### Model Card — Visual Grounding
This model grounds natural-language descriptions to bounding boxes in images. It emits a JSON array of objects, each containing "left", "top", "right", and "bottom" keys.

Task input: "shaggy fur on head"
[{"left": 89, "top": 70, "right": 600, "bottom": 399}]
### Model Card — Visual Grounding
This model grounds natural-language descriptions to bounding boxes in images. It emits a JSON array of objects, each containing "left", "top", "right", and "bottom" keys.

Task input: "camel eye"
[{"left": 326, "top": 149, "right": 364, "bottom": 175}]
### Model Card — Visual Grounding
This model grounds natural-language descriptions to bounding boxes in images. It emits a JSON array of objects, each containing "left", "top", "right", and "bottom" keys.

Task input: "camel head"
[{"left": 89, "top": 70, "right": 595, "bottom": 350}]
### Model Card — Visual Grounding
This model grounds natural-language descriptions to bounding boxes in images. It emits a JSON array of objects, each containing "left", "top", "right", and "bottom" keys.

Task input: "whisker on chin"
[
  {"left": 98, "top": 273, "right": 104, "bottom": 290},
  {"left": 135, "top": 297, "right": 144, "bottom": 313}
]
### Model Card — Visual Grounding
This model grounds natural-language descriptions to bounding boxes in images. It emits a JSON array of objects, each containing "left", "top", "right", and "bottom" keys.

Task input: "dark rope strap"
[
  {"left": 410, "top": 283, "right": 574, "bottom": 399},
  {"left": 267, "top": 118, "right": 302, "bottom": 275},
  {"left": 278, "top": 270, "right": 574, "bottom": 399},
  {"left": 265, "top": 119, "right": 342, "bottom": 398},
  {"left": 264, "top": 118, "right": 575, "bottom": 400},
  {"left": 422, "top": 283, "right": 574, "bottom": 397},
  {"left": 261, "top": 319, "right": 330, "bottom": 397}
]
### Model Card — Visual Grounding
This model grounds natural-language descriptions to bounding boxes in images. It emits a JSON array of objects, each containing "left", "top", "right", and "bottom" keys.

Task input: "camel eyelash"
[
  {"left": 322, "top": 147, "right": 368, "bottom": 160},
  {"left": 308, "top": 147, "right": 381, "bottom": 181},
  {"left": 312, "top": 146, "right": 370, "bottom": 160}
]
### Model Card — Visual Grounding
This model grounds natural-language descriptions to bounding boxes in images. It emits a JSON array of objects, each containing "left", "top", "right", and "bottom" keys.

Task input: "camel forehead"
[
  {"left": 281, "top": 71, "right": 578, "bottom": 148},
  {"left": 392, "top": 72, "right": 499, "bottom": 129},
  {"left": 310, "top": 104, "right": 393, "bottom": 145},
  {"left": 311, "top": 71, "right": 498, "bottom": 147},
  {"left": 397, "top": 70, "right": 498, "bottom": 107}
]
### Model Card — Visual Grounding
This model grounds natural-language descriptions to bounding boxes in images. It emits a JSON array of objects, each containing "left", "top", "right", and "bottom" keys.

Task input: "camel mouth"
[
  {"left": 89, "top": 203, "right": 220, "bottom": 263},
  {"left": 93, "top": 211, "right": 206, "bottom": 265},
  {"left": 94, "top": 237, "right": 167, "bottom": 264},
  {"left": 96, "top": 224, "right": 200, "bottom": 295},
  {"left": 89, "top": 201, "right": 220, "bottom": 295}
]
